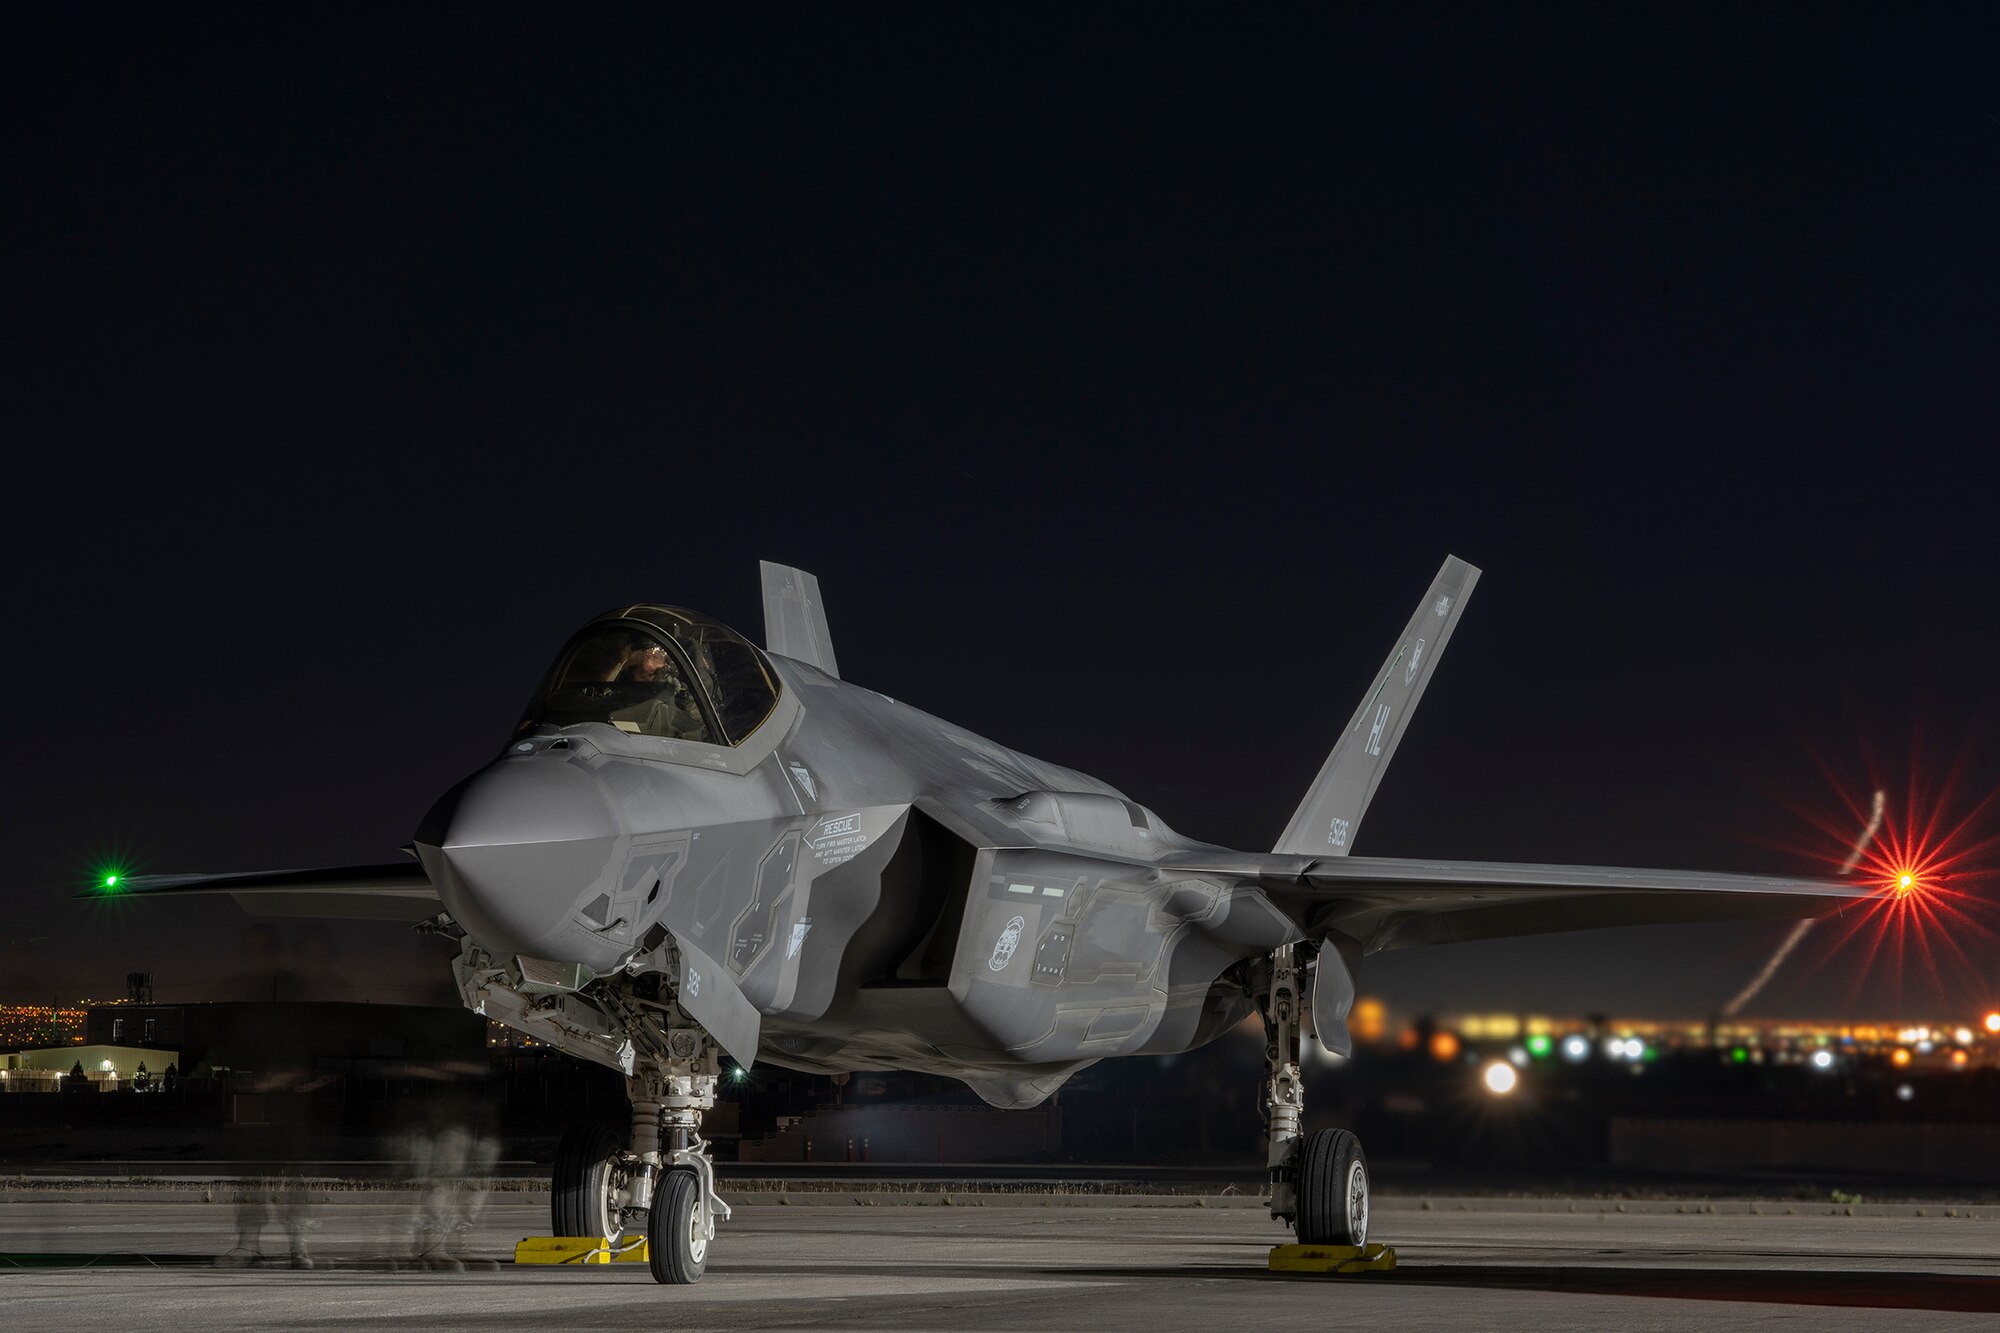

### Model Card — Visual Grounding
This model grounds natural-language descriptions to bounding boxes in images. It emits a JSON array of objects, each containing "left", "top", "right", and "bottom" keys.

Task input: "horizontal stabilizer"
[
  {"left": 108, "top": 864, "right": 442, "bottom": 923},
  {"left": 1275, "top": 556, "right": 1479, "bottom": 857},
  {"left": 760, "top": 560, "right": 839, "bottom": 678}
]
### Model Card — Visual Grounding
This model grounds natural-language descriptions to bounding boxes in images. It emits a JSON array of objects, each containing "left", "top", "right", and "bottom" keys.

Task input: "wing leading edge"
[
  {"left": 111, "top": 864, "right": 442, "bottom": 923},
  {"left": 1161, "top": 851, "right": 1871, "bottom": 953}
]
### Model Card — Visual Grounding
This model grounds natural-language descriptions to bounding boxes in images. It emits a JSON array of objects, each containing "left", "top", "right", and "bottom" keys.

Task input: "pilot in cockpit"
[
  {"left": 609, "top": 642, "right": 709, "bottom": 741},
  {"left": 611, "top": 643, "right": 674, "bottom": 683}
]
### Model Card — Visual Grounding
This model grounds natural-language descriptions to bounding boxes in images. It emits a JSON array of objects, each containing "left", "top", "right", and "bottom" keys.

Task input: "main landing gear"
[
  {"left": 548, "top": 1030, "right": 730, "bottom": 1283},
  {"left": 1257, "top": 943, "right": 1370, "bottom": 1247}
]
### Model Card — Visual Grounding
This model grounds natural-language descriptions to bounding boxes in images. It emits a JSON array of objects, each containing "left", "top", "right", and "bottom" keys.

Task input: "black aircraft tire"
[
  {"left": 551, "top": 1123, "right": 623, "bottom": 1239},
  {"left": 648, "top": 1168, "right": 708, "bottom": 1284},
  {"left": 1295, "top": 1128, "right": 1369, "bottom": 1247}
]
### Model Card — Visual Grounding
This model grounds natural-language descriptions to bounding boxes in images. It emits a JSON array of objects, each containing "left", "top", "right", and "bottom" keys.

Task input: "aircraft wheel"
[
  {"left": 647, "top": 1167, "right": 708, "bottom": 1284},
  {"left": 551, "top": 1123, "right": 624, "bottom": 1239},
  {"left": 1295, "top": 1127, "right": 1369, "bottom": 1247}
]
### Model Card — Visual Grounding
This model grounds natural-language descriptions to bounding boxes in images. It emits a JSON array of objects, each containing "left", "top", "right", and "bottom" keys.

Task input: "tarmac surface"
[{"left": 5, "top": 1190, "right": 1999, "bottom": 1331}]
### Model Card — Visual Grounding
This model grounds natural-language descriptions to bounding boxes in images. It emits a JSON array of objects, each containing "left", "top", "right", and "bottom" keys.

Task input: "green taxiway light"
[
  {"left": 100, "top": 872, "right": 122, "bottom": 892},
  {"left": 1731, "top": 1047, "right": 1749, "bottom": 1064},
  {"left": 1525, "top": 1034, "right": 1553, "bottom": 1059}
]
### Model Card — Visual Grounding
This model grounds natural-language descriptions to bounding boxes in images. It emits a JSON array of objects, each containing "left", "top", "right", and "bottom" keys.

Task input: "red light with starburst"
[{"left": 1743, "top": 730, "right": 2000, "bottom": 1012}]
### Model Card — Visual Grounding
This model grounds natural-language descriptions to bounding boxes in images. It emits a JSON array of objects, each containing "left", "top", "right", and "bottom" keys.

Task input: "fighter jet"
[{"left": 122, "top": 558, "right": 1868, "bottom": 1282}]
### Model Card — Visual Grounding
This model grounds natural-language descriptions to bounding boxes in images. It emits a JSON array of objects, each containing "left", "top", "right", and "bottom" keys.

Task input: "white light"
[
  {"left": 1562, "top": 1035, "right": 1590, "bottom": 1062},
  {"left": 99, "top": 1060, "right": 113, "bottom": 1072},
  {"left": 1482, "top": 1060, "right": 1519, "bottom": 1095},
  {"left": 1507, "top": 1045, "right": 1529, "bottom": 1067},
  {"left": 1955, "top": 1028, "right": 1974, "bottom": 1046},
  {"left": 1602, "top": 1038, "right": 1626, "bottom": 1059},
  {"left": 1811, "top": 1049, "right": 1834, "bottom": 1070},
  {"left": 1916, "top": 1041, "right": 1935, "bottom": 1055},
  {"left": 1896, "top": 1083, "right": 1915, "bottom": 1102}
]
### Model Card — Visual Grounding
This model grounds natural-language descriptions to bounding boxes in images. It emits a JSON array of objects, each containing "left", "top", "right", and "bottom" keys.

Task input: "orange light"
[
  {"left": 1896, "top": 872, "right": 1916, "bottom": 894},
  {"left": 1985, "top": 1012, "right": 2000, "bottom": 1034},
  {"left": 1892, "top": 1047, "right": 1912, "bottom": 1066},
  {"left": 1951, "top": 1049, "right": 1969, "bottom": 1067},
  {"left": 1429, "top": 1031, "right": 1461, "bottom": 1062}
]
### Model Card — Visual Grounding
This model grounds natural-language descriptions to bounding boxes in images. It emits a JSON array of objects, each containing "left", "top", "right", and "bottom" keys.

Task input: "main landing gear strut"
[
  {"left": 550, "top": 1029, "right": 730, "bottom": 1283},
  {"left": 1257, "top": 943, "right": 1369, "bottom": 1247}
]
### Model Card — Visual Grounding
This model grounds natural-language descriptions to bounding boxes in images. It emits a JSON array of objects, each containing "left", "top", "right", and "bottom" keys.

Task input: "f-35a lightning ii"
[{"left": 125, "top": 558, "right": 1866, "bottom": 1282}]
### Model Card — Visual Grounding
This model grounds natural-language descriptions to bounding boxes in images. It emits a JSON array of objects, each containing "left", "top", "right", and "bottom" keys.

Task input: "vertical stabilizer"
[
  {"left": 760, "top": 561, "right": 840, "bottom": 678},
  {"left": 1274, "top": 556, "right": 1480, "bottom": 856}
]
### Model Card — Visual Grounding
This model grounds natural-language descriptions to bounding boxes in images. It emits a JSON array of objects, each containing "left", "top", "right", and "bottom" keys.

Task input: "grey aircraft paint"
[{"left": 123, "top": 558, "right": 1869, "bottom": 1110}]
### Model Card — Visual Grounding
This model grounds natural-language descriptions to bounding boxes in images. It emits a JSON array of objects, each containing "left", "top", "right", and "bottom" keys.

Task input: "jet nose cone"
[{"left": 418, "top": 759, "right": 624, "bottom": 964}]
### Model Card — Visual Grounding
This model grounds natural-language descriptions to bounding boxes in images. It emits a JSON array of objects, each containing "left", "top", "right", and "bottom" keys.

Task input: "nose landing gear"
[
  {"left": 545, "top": 1032, "right": 728, "bottom": 1281},
  {"left": 1257, "top": 944, "right": 1371, "bottom": 1248},
  {"left": 632, "top": 1047, "right": 729, "bottom": 1285}
]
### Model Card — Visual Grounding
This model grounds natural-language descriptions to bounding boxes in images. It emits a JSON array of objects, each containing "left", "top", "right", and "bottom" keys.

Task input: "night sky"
[{"left": 7, "top": 9, "right": 1997, "bottom": 1022}]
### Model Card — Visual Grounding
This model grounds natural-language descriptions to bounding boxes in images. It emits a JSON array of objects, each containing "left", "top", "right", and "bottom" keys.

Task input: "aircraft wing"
[
  {"left": 1161, "top": 851, "right": 1872, "bottom": 953},
  {"left": 110, "top": 864, "right": 443, "bottom": 923}
]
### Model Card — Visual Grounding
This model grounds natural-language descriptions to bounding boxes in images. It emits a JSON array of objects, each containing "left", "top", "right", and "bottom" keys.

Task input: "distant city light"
[
  {"left": 1561, "top": 1035, "right": 1590, "bottom": 1062},
  {"left": 1482, "top": 1061, "right": 1518, "bottom": 1095},
  {"left": 1954, "top": 1028, "right": 1973, "bottom": 1046},
  {"left": 1429, "top": 1031, "right": 1461, "bottom": 1062},
  {"left": 1891, "top": 1048, "right": 1912, "bottom": 1067},
  {"left": 1987, "top": 1012, "right": 2000, "bottom": 1035},
  {"left": 1507, "top": 1045, "right": 1529, "bottom": 1067},
  {"left": 1896, "top": 1083, "right": 1915, "bottom": 1101},
  {"left": 1810, "top": 1049, "right": 1835, "bottom": 1070},
  {"left": 1951, "top": 1049, "right": 1969, "bottom": 1068}
]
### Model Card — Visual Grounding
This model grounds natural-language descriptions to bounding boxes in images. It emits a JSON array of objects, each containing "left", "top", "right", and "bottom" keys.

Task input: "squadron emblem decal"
[{"left": 988, "top": 915, "right": 1026, "bottom": 971}]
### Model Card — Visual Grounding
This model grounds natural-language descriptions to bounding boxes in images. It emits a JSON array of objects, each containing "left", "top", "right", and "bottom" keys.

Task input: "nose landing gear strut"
[
  {"left": 630, "top": 1040, "right": 729, "bottom": 1285},
  {"left": 546, "top": 1027, "right": 729, "bottom": 1281}
]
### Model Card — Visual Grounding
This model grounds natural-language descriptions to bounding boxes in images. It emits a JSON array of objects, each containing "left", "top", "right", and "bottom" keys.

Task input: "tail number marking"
[{"left": 1365, "top": 704, "right": 1392, "bottom": 757}]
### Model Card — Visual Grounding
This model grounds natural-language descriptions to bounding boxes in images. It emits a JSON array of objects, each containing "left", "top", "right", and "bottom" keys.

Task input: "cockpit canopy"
[{"left": 527, "top": 606, "right": 781, "bottom": 746}]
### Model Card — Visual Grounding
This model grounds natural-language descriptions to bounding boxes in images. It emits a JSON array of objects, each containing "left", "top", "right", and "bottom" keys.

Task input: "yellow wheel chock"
[
  {"left": 1267, "top": 1241, "right": 1396, "bottom": 1274},
  {"left": 513, "top": 1236, "right": 651, "bottom": 1265}
]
